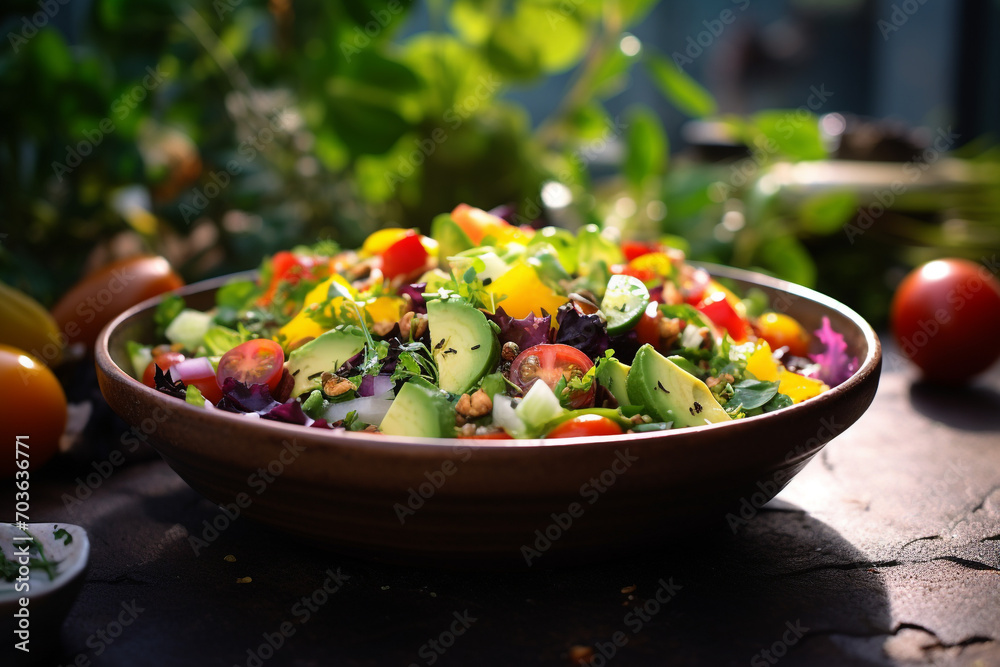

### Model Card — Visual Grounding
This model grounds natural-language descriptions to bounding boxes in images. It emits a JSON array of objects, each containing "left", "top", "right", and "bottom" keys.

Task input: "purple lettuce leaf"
[
  {"left": 153, "top": 365, "right": 186, "bottom": 399},
  {"left": 808, "top": 316, "right": 859, "bottom": 386},
  {"left": 486, "top": 307, "right": 552, "bottom": 351},
  {"left": 608, "top": 329, "right": 641, "bottom": 365},
  {"left": 554, "top": 303, "right": 610, "bottom": 359},
  {"left": 398, "top": 283, "right": 427, "bottom": 314},
  {"left": 261, "top": 400, "right": 310, "bottom": 425},
  {"left": 216, "top": 378, "right": 281, "bottom": 414}
]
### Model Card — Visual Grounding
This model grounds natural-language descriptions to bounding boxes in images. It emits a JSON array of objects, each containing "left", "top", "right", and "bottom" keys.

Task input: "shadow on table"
[
  {"left": 908, "top": 379, "right": 1000, "bottom": 432},
  {"left": 55, "top": 484, "right": 894, "bottom": 667}
]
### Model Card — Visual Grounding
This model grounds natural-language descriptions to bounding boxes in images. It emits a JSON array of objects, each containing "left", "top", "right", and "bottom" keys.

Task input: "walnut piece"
[
  {"left": 455, "top": 389, "right": 493, "bottom": 421},
  {"left": 321, "top": 372, "right": 356, "bottom": 397}
]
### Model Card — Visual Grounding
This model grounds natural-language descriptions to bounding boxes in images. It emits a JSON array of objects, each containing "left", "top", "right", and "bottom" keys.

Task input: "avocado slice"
[
  {"left": 430, "top": 213, "right": 474, "bottom": 267},
  {"left": 626, "top": 344, "right": 731, "bottom": 428},
  {"left": 427, "top": 299, "right": 499, "bottom": 395},
  {"left": 379, "top": 381, "right": 456, "bottom": 437},
  {"left": 596, "top": 358, "right": 631, "bottom": 406},
  {"left": 285, "top": 326, "right": 366, "bottom": 398}
]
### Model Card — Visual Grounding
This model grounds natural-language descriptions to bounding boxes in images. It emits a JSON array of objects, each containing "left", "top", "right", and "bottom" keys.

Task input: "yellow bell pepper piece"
[
  {"left": 361, "top": 228, "right": 412, "bottom": 257},
  {"left": 277, "top": 276, "right": 357, "bottom": 347},
  {"left": 746, "top": 341, "right": 779, "bottom": 382},
  {"left": 364, "top": 296, "right": 404, "bottom": 324},
  {"left": 485, "top": 261, "right": 567, "bottom": 319},
  {"left": 778, "top": 369, "right": 827, "bottom": 404}
]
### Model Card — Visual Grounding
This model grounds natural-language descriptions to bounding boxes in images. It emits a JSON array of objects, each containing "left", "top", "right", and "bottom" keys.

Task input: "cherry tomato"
[
  {"left": 622, "top": 241, "right": 659, "bottom": 263},
  {"left": 142, "top": 348, "right": 186, "bottom": 387},
  {"left": 51, "top": 256, "right": 184, "bottom": 353},
  {"left": 891, "top": 259, "right": 1000, "bottom": 383},
  {"left": 755, "top": 312, "right": 811, "bottom": 357},
  {"left": 258, "top": 251, "right": 325, "bottom": 306},
  {"left": 509, "top": 344, "right": 595, "bottom": 409},
  {"left": 381, "top": 232, "right": 429, "bottom": 281},
  {"left": 216, "top": 339, "right": 285, "bottom": 392},
  {"left": 635, "top": 301, "right": 661, "bottom": 347},
  {"left": 695, "top": 292, "right": 750, "bottom": 342},
  {"left": 0, "top": 345, "right": 67, "bottom": 478},
  {"left": 546, "top": 415, "right": 623, "bottom": 438}
]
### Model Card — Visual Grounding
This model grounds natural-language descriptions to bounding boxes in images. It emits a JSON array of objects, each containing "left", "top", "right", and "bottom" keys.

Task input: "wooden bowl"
[{"left": 96, "top": 266, "right": 881, "bottom": 567}]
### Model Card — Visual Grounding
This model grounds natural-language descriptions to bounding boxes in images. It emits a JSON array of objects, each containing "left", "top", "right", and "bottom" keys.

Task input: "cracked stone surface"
[{"left": 15, "top": 343, "right": 1000, "bottom": 666}]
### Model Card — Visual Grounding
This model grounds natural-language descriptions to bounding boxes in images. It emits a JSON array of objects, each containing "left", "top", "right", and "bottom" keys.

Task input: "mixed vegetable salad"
[{"left": 129, "top": 204, "right": 858, "bottom": 439}]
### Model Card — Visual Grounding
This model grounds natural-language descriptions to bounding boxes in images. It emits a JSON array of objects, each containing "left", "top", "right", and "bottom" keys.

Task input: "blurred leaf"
[
  {"left": 517, "top": 4, "right": 588, "bottom": 72},
  {"left": 484, "top": 18, "right": 542, "bottom": 80},
  {"left": 449, "top": 0, "right": 494, "bottom": 44},
  {"left": 32, "top": 30, "right": 73, "bottom": 81},
  {"left": 624, "top": 106, "right": 667, "bottom": 188},
  {"left": 327, "top": 95, "right": 411, "bottom": 156},
  {"left": 749, "top": 110, "right": 827, "bottom": 161},
  {"left": 591, "top": 45, "right": 640, "bottom": 98},
  {"left": 798, "top": 191, "right": 858, "bottom": 234},
  {"left": 645, "top": 53, "right": 716, "bottom": 118},
  {"left": 620, "top": 0, "right": 659, "bottom": 25},
  {"left": 347, "top": 51, "right": 424, "bottom": 93},
  {"left": 568, "top": 102, "right": 611, "bottom": 142},
  {"left": 755, "top": 234, "right": 816, "bottom": 287}
]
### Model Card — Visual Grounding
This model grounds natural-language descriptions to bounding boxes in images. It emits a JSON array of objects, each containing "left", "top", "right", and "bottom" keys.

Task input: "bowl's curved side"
[{"left": 96, "top": 269, "right": 881, "bottom": 566}]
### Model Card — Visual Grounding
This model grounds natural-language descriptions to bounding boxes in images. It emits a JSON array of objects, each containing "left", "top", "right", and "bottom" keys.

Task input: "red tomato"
[
  {"left": 0, "top": 345, "right": 66, "bottom": 478},
  {"left": 51, "top": 256, "right": 184, "bottom": 353},
  {"left": 635, "top": 301, "right": 661, "bottom": 347},
  {"left": 216, "top": 339, "right": 285, "bottom": 392},
  {"left": 891, "top": 259, "right": 1000, "bottom": 383},
  {"left": 509, "top": 344, "right": 595, "bottom": 409},
  {"left": 622, "top": 241, "right": 658, "bottom": 263},
  {"left": 755, "top": 312, "right": 811, "bottom": 357},
  {"left": 258, "top": 251, "right": 325, "bottom": 306},
  {"left": 381, "top": 232, "right": 429, "bottom": 281},
  {"left": 142, "top": 349, "right": 186, "bottom": 387},
  {"left": 546, "top": 415, "right": 623, "bottom": 438},
  {"left": 695, "top": 292, "right": 750, "bottom": 342}
]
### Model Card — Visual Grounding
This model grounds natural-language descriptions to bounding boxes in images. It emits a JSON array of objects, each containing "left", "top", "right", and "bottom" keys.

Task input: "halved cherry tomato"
[
  {"left": 142, "top": 348, "right": 186, "bottom": 387},
  {"left": 546, "top": 415, "right": 623, "bottom": 438},
  {"left": 509, "top": 344, "right": 595, "bottom": 409},
  {"left": 622, "top": 241, "right": 659, "bottom": 263},
  {"left": 381, "top": 232, "right": 429, "bottom": 281},
  {"left": 755, "top": 312, "right": 811, "bottom": 357},
  {"left": 216, "top": 339, "right": 285, "bottom": 393},
  {"left": 695, "top": 292, "right": 750, "bottom": 342}
]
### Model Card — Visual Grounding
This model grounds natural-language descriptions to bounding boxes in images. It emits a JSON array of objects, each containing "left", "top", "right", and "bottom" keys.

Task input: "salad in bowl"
[{"left": 127, "top": 204, "right": 857, "bottom": 440}]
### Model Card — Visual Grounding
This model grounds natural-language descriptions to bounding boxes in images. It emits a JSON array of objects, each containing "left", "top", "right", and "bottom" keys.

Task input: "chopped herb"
[
  {"left": 656, "top": 380, "right": 669, "bottom": 393},
  {"left": 471, "top": 344, "right": 481, "bottom": 351}
]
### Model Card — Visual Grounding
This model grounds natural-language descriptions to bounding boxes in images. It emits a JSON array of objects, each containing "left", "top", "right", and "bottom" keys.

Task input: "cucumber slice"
[{"left": 600, "top": 275, "right": 650, "bottom": 336}]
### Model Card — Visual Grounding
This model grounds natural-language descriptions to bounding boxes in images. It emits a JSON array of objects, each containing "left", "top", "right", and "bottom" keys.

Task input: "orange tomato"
[
  {"left": 755, "top": 312, "right": 811, "bottom": 357},
  {"left": 51, "top": 256, "right": 184, "bottom": 353},
  {"left": 0, "top": 345, "right": 67, "bottom": 478}
]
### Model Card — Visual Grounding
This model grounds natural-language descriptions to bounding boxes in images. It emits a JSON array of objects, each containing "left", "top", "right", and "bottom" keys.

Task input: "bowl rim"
[{"left": 95, "top": 264, "right": 881, "bottom": 455}]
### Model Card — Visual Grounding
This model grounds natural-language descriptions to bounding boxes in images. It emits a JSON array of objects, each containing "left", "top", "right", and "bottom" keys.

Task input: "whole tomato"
[
  {"left": 891, "top": 259, "right": 1000, "bottom": 383},
  {"left": 51, "top": 256, "right": 184, "bottom": 353},
  {"left": 0, "top": 345, "right": 67, "bottom": 478}
]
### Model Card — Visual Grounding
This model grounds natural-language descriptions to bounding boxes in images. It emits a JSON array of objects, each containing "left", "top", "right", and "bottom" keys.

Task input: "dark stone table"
[{"left": 12, "top": 341, "right": 1000, "bottom": 667}]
